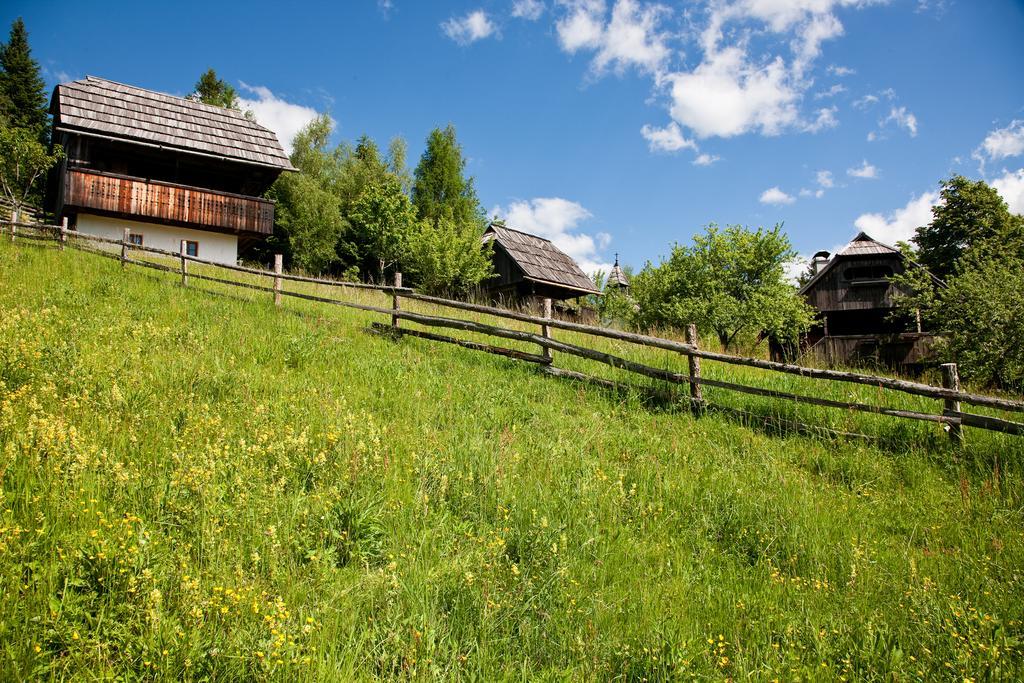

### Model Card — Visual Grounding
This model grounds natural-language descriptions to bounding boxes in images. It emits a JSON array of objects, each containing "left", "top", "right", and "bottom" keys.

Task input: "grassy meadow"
[{"left": 1, "top": 239, "right": 1023, "bottom": 680}]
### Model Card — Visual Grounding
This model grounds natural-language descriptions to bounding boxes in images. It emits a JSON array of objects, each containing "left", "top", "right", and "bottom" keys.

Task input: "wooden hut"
[
  {"left": 781, "top": 231, "right": 937, "bottom": 368},
  {"left": 482, "top": 221, "right": 600, "bottom": 318},
  {"left": 46, "top": 76, "right": 293, "bottom": 264}
]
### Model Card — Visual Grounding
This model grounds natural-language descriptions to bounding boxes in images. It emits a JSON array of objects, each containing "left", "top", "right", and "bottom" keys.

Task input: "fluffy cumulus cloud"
[
  {"left": 442, "top": 10, "right": 497, "bottom": 45},
  {"left": 491, "top": 197, "right": 612, "bottom": 275},
  {"left": 237, "top": 84, "right": 320, "bottom": 154},
  {"left": 847, "top": 159, "right": 878, "bottom": 179},
  {"left": 556, "top": 0, "right": 671, "bottom": 76},
  {"left": 976, "top": 120, "right": 1024, "bottom": 164},
  {"left": 667, "top": 48, "right": 799, "bottom": 138},
  {"left": 640, "top": 121, "right": 696, "bottom": 152},
  {"left": 854, "top": 190, "right": 937, "bottom": 245},
  {"left": 542, "top": 0, "right": 888, "bottom": 158},
  {"left": 992, "top": 168, "right": 1024, "bottom": 215},
  {"left": 693, "top": 152, "right": 720, "bottom": 166},
  {"left": 816, "top": 169, "right": 834, "bottom": 188},
  {"left": 512, "top": 0, "right": 546, "bottom": 20},
  {"left": 760, "top": 186, "right": 795, "bottom": 205}
]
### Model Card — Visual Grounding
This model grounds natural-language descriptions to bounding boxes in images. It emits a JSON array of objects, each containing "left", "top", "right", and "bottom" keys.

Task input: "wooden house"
[
  {"left": 46, "top": 76, "right": 293, "bottom": 264},
  {"left": 781, "top": 231, "right": 937, "bottom": 368},
  {"left": 482, "top": 221, "right": 600, "bottom": 317}
]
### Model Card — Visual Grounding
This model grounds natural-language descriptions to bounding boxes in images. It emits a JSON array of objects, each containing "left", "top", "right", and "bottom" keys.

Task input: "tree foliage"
[
  {"left": 0, "top": 124, "right": 63, "bottom": 215},
  {"left": 0, "top": 18, "right": 48, "bottom": 142},
  {"left": 265, "top": 117, "right": 492, "bottom": 292},
  {"left": 412, "top": 124, "right": 484, "bottom": 228},
  {"left": 192, "top": 68, "right": 239, "bottom": 109},
  {"left": 892, "top": 176, "right": 1024, "bottom": 390},
  {"left": 913, "top": 175, "right": 1024, "bottom": 281},
  {"left": 631, "top": 224, "right": 813, "bottom": 351},
  {"left": 348, "top": 175, "right": 416, "bottom": 281},
  {"left": 405, "top": 213, "right": 494, "bottom": 295}
]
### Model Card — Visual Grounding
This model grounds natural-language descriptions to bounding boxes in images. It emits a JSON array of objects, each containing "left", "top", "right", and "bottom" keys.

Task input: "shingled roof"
[
  {"left": 798, "top": 232, "right": 901, "bottom": 294},
  {"left": 484, "top": 222, "right": 600, "bottom": 295},
  {"left": 607, "top": 254, "right": 630, "bottom": 289},
  {"left": 51, "top": 76, "right": 293, "bottom": 170}
]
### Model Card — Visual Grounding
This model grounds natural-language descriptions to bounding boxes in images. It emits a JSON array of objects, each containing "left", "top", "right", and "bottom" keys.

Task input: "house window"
[
  {"left": 185, "top": 241, "right": 199, "bottom": 257},
  {"left": 844, "top": 265, "right": 894, "bottom": 282},
  {"left": 128, "top": 233, "right": 143, "bottom": 246}
]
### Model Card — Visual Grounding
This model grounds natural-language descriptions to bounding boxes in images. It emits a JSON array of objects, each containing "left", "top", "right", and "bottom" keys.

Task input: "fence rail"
[{"left": 5, "top": 218, "right": 1024, "bottom": 442}]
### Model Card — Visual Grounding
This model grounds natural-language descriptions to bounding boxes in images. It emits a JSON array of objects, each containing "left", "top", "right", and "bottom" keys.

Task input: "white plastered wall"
[{"left": 74, "top": 213, "right": 239, "bottom": 265}]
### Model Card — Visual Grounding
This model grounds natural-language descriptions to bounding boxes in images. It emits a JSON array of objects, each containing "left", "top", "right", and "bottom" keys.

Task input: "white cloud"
[
  {"left": 551, "top": 1, "right": 888, "bottom": 145},
  {"left": 853, "top": 93, "right": 879, "bottom": 109},
  {"left": 992, "top": 168, "right": 1024, "bottom": 215},
  {"left": 556, "top": 0, "right": 671, "bottom": 76},
  {"left": 977, "top": 120, "right": 1024, "bottom": 162},
  {"left": 760, "top": 186, "right": 795, "bottom": 205},
  {"left": 693, "top": 152, "right": 720, "bottom": 166},
  {"left": 640, "top": 121, "right": 696, "bottom": 152},
  {"left": 885, "top": 105, "right": 918, "bottom": 137},
  {"left": 442, "top": 10, "right": 497, "bottom": 45},
  {"left": 512, "top": 0, "right": 545, "bottom": 20},
  {"left": 847, "top": 159, "right": 878, "bottom": 179},
  {"left": 854, "top": 190, "right": 937, "bottom": 246},
  {"left": 378, "top": 0, "right": 394, "bottom": 18},
  {"left": 803, "top": 105, "right": 839, "bottom": 133},
  {"left": 667, "top": 47, "right": 799, "bottom": 138},
  {"left": 813, "top": 83, "right": 846, "bottom": 99},
  {"left": 492, "top": 197, "right": 611, "bottom": 275},
  {"left": 816, "top": 169, "right": 834, "bottom": 188},
  {"left": 237, "top": 83, "right": 320, "bottom": 154}
]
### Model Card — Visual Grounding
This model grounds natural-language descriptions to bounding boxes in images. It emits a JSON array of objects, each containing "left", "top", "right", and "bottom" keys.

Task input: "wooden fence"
[{"left": 5, "top": 219, "right": 1024, "bottom": 442}]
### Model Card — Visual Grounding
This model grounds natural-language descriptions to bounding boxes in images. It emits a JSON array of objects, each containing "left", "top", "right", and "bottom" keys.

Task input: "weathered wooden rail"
[{"left": 5, "top": 218, "right": 1024, "bottom": 442}]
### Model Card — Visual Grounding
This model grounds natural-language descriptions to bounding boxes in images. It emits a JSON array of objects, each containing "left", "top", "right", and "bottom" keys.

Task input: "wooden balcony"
[{"left": 63, "top": 168, "right": 274, "bottom": 235}]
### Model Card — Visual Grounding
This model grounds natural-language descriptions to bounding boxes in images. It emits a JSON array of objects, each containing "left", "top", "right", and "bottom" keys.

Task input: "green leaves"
[
  {"left": 0, "top": 124, "right": 63, "bottom": 213},
  {"left": 632, "top": 224, "right": 812, "bottom": 351}
]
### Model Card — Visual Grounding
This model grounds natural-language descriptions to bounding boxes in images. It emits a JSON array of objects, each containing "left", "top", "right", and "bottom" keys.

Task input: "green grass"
[{"left": 1, "top": 240, "right": 1023, "bottom": 681}]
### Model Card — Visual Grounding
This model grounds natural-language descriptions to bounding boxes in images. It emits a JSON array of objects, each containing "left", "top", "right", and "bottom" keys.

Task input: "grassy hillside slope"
[{"left": 1, "top": 241, "right": 1022, "bottom": 681}]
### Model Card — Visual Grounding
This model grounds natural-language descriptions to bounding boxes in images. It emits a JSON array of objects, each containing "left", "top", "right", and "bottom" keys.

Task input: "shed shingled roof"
[
  {"left": 51, "top": 76, "right": 294, "bottom": 170},
  {"left": 484, "top": 223, "right": 600, "bottom": 295}
]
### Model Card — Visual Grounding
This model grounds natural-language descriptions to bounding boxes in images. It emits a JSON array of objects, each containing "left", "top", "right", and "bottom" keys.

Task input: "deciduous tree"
[{"left": 631, "top": 224, "right": 813, "bottom": 351}]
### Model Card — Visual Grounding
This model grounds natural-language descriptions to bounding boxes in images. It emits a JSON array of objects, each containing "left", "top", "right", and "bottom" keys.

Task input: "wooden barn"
[
  {"left": 482, "top": 221, "right": 600, "bottom": 317},
  {"left": 46, "top": 76, "right": 293, "bottom": 264},
  {"left": 779, "top": 232, "right": 937, "bottom": 369}
]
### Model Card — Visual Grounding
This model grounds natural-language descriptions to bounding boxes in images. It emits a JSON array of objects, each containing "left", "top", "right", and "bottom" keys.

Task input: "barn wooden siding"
[{"left": 64, "top": 168, "right": 274, "bottom": 235}]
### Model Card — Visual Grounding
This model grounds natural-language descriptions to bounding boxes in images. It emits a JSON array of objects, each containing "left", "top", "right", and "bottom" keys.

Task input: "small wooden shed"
[
  {"left": 779, "top": 232, "right": 937, "bottom": 368},
  {"left": 482, "top": 221, "right": 599, "bottom": 315}
]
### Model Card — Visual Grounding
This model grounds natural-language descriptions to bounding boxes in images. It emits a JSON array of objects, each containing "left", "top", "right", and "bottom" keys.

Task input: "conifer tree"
[
  {"left": 192, "top": 68, "right": 239, "bottom": 109},
  {"left": 411, "top": 124, "right": 484, "bottom": 228},
  {"left": 0, "top": 18, "right": 49, "bottom": 142}
]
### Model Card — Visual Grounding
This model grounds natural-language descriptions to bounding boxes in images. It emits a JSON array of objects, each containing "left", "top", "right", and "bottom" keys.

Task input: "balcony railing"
[{"left": 63, "top": 168, "right": 274, "bottom": 235}]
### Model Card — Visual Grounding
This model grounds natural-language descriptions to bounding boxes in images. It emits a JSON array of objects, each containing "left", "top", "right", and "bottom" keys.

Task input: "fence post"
[
  {"left": 391, "top": 272, "right": 402, "bottom": 328},
  {"left": 685, "top": 324, "right": 704, "bottom": 410},
  {"left": 179, "top": 240, "right": 188, "bottom": 287},
  {"left": 9, "top": 209, "right": 16, "bottom": 242},
  {"left": 541, "top": 298, "right": 553, "bottom": 363},
  {"left": 121, "top": 227, "right": 130, "bottom": 268},
  {"left": 59, "top": 217, "right": 68, "bottom": 251},
  {"left": 941, "top": 362, "right": 964, "bottom": 446},
  {"left": 273, "top": 253, "right": 283, "bottom": 306}
]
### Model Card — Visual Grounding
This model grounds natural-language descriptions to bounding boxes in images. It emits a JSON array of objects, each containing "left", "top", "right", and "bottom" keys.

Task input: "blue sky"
[{"left": 12, "top": 0, "right": 1024, "bottom": 275}]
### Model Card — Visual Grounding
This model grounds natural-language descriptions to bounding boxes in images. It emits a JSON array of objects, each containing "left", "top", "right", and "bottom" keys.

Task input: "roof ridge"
[
  {"left": 490, "top": 222, "right": 554, "bottom": 243},
  {"left": 76, "top": 76, "right": 277, "bottom": 137}
]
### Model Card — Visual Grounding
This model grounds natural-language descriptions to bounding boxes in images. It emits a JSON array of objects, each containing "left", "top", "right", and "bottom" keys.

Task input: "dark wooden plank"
[{"left": 369, "top": 322, "right": 551, "bottom": 365}]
